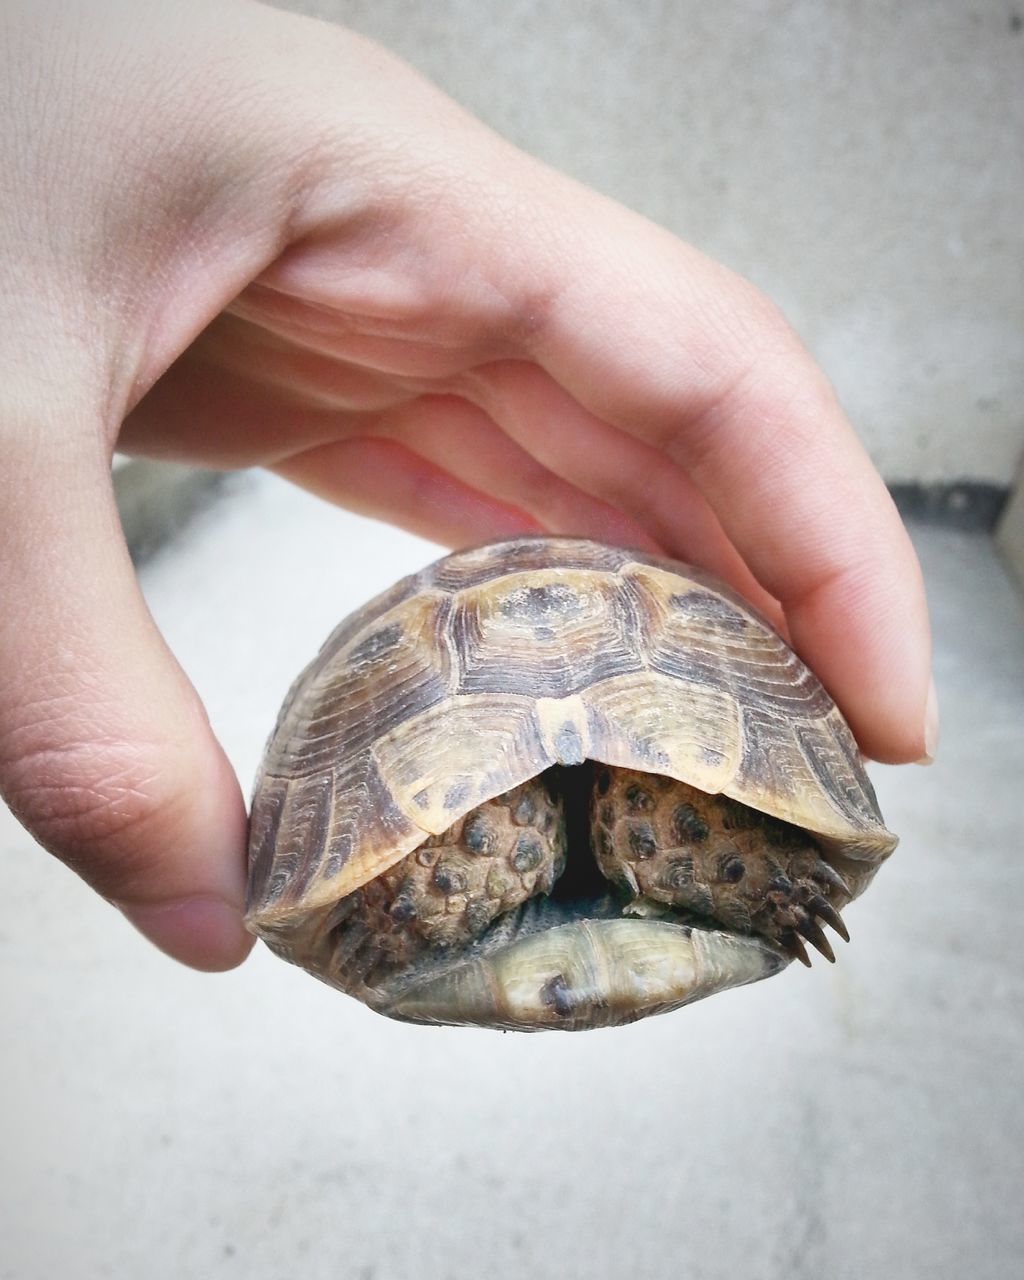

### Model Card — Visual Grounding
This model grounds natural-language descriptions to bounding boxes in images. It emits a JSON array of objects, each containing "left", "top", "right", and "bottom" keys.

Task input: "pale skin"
[{"left": 0, "top": 0, "right": 935, "bottom": 972}]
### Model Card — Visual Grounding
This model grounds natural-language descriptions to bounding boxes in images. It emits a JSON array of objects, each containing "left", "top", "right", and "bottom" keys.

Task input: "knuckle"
[
  {"left": 676, "top": 327, "right": 837, "bottom": 478},
  {"left": 495, "top": 283, "right": 558, "bottom": 357}
]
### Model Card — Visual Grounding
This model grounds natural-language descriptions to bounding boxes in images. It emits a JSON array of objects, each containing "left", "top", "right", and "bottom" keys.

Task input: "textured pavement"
[{"left": 2, "top": 473, "right": 1022, "bottom": 1280}]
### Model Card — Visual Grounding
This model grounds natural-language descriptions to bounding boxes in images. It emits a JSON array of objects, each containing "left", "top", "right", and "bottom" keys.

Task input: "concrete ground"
[{"left": 2, "top": 473, "right": 1022, "bottom": 1280}]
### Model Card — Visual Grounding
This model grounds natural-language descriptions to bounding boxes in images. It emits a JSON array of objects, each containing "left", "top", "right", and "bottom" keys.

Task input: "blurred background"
[{"left": 3, "top": 3, "right": 1023, "bottom": 1279}]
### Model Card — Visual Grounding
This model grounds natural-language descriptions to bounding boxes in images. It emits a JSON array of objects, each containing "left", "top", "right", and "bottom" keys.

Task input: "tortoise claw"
[
  {"left": 767, "top": 871, "right": 795, "bottom": 896},
  {"left": 809, "top": 893, "right": 850, "bottom": 943},
  {"left": 814, "top": 861, "right": 852, "bottom": 898},
  {"left": 796, "top": 915, "right": 836, "bottom": 963},
  {"left": 782, "top": 932, "right": 812, "bottom": 967}
]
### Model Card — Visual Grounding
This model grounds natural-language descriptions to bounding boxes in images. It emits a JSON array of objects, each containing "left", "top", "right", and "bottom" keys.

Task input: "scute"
[
  {"left": 449, "top": 566, "right": 642, "bottom": 698},
  {"left": 247, "top": 537, "right": 897, "bottom": 997}
]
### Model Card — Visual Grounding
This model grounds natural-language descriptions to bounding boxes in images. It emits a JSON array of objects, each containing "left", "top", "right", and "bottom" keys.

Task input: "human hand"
[{"left": 0, "top": 0, "right": 934, "bottom": 972}]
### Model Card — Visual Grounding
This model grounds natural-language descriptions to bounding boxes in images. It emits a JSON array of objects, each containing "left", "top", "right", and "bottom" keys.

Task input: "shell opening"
[{"left": 316, "top": 762, "right": 853, "bottom": 1028}]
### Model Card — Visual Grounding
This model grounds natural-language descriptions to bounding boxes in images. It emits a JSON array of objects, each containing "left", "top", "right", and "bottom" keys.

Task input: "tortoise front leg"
[{"left": 591, "top": 765, "right": 851, "bottom": 964}]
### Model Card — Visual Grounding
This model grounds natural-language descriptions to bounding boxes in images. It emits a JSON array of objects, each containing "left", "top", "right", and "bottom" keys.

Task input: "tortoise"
[{"left": 246, "top": 537, "right": 896, "bottom": 1031}]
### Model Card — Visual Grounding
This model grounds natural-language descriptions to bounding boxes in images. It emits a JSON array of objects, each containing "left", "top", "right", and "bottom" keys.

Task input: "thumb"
[{"left": 0, "top": 437, "right": 251, "bottom": 971}]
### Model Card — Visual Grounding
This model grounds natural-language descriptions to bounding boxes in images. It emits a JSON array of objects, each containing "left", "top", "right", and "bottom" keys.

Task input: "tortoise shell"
[{"left": 246, "top": 537, "right": 896, "bottom": 1030}]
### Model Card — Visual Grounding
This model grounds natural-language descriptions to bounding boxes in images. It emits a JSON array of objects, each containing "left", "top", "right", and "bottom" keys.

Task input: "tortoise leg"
[
  {"left": 343, "top": 773, "right": 567, "bottom": 976},
  {"left": 590, "top": 765, "right": 850, "bottom": 963}
]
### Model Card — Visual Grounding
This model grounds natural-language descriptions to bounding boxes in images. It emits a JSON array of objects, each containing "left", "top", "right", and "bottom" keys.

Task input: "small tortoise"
[{"left": 247, "top": 537, "right": 896, "bottom": 1031}]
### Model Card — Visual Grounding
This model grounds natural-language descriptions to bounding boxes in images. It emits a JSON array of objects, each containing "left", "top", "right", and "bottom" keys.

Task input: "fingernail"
[
  {"left": 117, "top": 896, "right": 254, "bottom": 972},
  {"left": 914, "top": 675, "right": 939, "bottom": 765}
]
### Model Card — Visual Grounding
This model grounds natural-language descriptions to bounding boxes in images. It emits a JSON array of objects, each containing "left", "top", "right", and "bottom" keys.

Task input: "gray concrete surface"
[
  {"left": 280, "top": 0, "right": 1024, "bottom": 488},
  {"left": 2, "top": 473, "right": 1022, "bottom": 1280},
  {"left": 997, "top": 460, "right": 1024, "bottom": 594}
]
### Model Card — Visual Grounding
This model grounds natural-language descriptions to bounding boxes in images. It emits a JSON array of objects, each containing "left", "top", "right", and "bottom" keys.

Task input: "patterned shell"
[{"left": 247, "top": 537, "right": 896, "bottom": 970}]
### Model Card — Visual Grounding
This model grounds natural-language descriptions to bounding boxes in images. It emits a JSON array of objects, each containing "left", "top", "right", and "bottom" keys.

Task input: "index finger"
[{"left": 515, "top": 202, "right": 933, "bottom": 765}]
